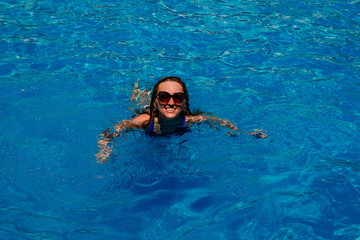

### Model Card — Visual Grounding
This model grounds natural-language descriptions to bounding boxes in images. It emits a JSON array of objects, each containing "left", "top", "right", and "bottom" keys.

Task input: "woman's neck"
[{"left": 156, "top": 114, "right": 184, "bottom": 133}]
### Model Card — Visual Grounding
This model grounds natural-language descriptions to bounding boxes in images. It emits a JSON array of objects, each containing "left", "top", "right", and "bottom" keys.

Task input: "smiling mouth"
[{"left": 165, "top": 107, "right": 176, "bottom": 112}]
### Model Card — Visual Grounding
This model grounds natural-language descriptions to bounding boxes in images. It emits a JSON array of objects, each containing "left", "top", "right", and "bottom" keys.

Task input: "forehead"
[{"left": 157, "top": 81, "right": 183, "bottom": 93}]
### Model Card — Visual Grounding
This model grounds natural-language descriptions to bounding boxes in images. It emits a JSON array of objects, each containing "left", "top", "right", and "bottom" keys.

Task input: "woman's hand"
[{"left": 249, "top": 129, "right": 269, "bottom": 138}]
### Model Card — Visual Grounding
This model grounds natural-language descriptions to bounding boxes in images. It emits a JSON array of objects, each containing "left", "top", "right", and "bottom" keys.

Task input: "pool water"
[{"left": 1, "top": 0, "right": 360, "bottom": 239}]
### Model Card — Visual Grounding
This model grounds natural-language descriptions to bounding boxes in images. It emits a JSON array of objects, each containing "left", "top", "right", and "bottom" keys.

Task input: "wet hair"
[{"left": 148, "top": 76, "right": 192, "bottom": 123}]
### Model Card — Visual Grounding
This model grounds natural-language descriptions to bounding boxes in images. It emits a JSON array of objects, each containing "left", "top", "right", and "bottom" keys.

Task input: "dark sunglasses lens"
[
  {"left": 173, "top": 93, "right": 184, "bottom": 103},
  {"left": 158, "top": 92, "right": 171, "bottom": 102}
]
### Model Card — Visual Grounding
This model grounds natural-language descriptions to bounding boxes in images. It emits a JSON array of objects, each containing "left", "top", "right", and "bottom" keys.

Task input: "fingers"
[{"left": 250, "top": 131, "right": 269, "bottom": 138}]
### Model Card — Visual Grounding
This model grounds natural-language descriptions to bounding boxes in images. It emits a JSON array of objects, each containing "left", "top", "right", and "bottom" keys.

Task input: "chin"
[{"left": 162, "top": 113, "right": 180, "bottom": 119}]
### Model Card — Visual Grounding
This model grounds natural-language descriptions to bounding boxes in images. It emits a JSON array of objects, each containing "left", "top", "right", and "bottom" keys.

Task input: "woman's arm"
[
  {"left": 95, "top": 114, "right": 150, "bottom": 163},
  {"left": 186, "top": 115, "right": 269, "bottom": 138}
]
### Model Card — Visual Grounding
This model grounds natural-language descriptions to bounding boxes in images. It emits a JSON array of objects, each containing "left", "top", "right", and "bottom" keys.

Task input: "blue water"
[{"left": 1, "top": 0, "right": 360, "bottom": 239}]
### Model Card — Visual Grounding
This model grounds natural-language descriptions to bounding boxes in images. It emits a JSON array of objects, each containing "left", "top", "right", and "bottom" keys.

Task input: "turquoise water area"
[{"left": 1, "top": 0, "right": 360, "bottom": 239}]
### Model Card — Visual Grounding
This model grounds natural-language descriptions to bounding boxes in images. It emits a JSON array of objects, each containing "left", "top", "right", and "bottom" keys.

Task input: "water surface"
[{"left": 1, "top": 0, "right": 360, "bottom": 239}]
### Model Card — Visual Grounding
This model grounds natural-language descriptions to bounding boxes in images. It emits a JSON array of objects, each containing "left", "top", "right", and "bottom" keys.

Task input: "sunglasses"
[{"left": 157, "top": 91, "right": 185, "bottom": 104}]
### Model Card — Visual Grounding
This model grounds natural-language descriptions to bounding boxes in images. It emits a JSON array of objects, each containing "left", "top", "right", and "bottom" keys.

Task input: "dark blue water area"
[{"left": 1, "top": 0, "right": 360, "bottom": 239}]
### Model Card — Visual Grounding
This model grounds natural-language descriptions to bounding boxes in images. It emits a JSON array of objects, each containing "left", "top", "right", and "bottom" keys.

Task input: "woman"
[{"left": 96, "top": 76, "right": 268, "bottom": 163}]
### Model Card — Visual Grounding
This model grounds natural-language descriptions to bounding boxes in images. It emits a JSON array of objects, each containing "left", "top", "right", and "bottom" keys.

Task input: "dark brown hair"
[{"left": 148, "top": 76, "right": 192, "bottom": 123}]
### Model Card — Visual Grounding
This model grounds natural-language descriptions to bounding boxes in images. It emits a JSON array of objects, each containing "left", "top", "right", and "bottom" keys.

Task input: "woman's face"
[{"left": 154, "top": 81, "right": 185, "bottom": 119}]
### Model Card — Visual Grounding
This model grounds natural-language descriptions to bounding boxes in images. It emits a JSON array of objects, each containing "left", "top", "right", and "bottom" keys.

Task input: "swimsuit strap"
[
  {"left": 179, "top": 115, "right": 186, "bottom": 127},
  {"left": 149, "top": 117, "right": 155, "bottom": 132}
]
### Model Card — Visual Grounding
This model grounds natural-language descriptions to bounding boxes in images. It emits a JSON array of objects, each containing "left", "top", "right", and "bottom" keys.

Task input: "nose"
[{"left": 167, "top": 96, "right": 175, "bottom": 105}]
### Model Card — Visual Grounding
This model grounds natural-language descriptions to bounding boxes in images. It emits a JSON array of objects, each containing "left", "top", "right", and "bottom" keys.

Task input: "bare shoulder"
[{"left": 130, "top": 113, "right": 150, "bottom": 128}]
